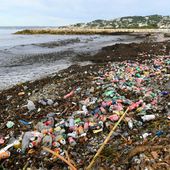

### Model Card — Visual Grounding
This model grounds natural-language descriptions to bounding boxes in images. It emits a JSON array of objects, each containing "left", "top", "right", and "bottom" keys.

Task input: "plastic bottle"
[
  {"left": 64, "top": 90, "right": 74, "bottom": 99},
  {"left": 69, "top": 118, "right": 75, "bottom": 131},
  {"left": 0, "top": 140, "right": 20, "bottom": 160},
  {"left": 128, "top": 119, "right": 133, "bottom": 129},
  {"left": 141, "top": 115, "right": 156, "bottom": 122},
  {"left": 68, "top": 137, "right": 76, "bottom": 146},
  {"left": 67, "top": 132, "right": 77, "bottom": 138},
  {"left": 161, "top": 91, "right": 169, "bottom": 96},
  {"left": 100, "top": 107, "right": 107, "bottom": 114},
  {"left": 84, "top": 122, "right": 89, "bottom": 131},
  {"left": 78, "top": 126, "right": 86, "bottom": 137},
  {"left": 108, "top": 114, "right": 119, "bottom": 121},
  {"left": 82, "top": 105, "right": 88, "bottom": 114},
  {"left": 22, "top": 131, "right": 43, "bottom": 153}
]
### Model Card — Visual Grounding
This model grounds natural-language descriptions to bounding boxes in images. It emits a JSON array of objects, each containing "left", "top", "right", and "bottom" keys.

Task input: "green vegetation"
[{"left": 71, "top": 14, "right": 170, "bottom": 29}]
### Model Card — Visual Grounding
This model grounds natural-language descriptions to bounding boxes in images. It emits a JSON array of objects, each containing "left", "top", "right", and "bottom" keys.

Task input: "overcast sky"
[{"left": 0, "top": 0, "right": 170, "bottom": 26}]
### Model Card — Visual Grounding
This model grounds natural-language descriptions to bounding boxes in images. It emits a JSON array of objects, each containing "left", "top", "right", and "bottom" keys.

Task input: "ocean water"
[{"left": 0, "top": 27, "right": 140, "bottom": 90}]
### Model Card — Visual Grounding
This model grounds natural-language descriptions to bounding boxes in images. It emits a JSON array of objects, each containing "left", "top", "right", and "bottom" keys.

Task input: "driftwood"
[{"left": 42, "top": 146, "right": 77, "bottom": 170}]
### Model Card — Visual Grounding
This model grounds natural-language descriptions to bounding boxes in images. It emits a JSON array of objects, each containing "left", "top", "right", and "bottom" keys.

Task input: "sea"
[{"left": 0, "top": 26, "right": 140, "bottom": 90}]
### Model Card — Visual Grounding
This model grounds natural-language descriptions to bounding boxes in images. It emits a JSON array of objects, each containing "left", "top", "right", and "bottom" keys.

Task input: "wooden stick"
[
  {"left": 86, "top": 108, "right": 129, "bottom": 170},
  {"left": 23, "top": 161, "right": 29, "bottom": 170},
  {"left": 64, "top": 150, "right": 72, "bottom": 170},
  {"left": 42, "top": 146, "right": 77, "bottom": 170},
  {"left": 64, "top": 150, "right": 77, "bottom": 170}
]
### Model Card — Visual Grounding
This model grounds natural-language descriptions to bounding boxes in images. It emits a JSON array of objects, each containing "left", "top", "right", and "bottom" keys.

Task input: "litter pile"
[{"left": 0, "top": 55, "right": 170, "bottom": 170}]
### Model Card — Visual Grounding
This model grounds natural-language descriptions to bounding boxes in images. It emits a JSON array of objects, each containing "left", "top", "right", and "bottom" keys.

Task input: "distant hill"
[{"left": 64, "top": 15, "right": 170, "bottom": 29}]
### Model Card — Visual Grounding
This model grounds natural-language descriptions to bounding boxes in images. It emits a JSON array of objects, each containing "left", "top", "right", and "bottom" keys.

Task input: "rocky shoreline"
[{"left": 0, "top": 40, "right": 170, "bottom": 170}]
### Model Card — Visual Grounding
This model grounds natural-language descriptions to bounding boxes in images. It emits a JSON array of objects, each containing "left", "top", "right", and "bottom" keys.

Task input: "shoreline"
[
  {"left": 0, "top": 33, "right": 145, "bottom": 90},
  {"left": 15, "top": 28, "right": 170, "bottom": 35},
  {"left": 1, "top": 40, "right": 170, "bottom": 93},
  {"left": 0, "top": 38, "right": 170, "bottom": 92},
  {"left": 0, "top": 39, "right": 169, "bottom": 169}
]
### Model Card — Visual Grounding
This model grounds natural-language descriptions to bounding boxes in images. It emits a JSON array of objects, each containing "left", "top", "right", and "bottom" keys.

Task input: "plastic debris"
[
  {"left": 0, "top": 140, "right": 20, "bottom": 160},
  {"left": 0, "top": 54, "right": 170, "bottom": 169},
  {"left": 18, "top": 120, "right": 32, "bottom": 125},
  {"left": 21, "top": 131, "right": 43, "bottom": 153},
  {"left": 18, "top": 92, "right": 25, "bottom": 96},
  {"left": 6, "top": 121, "right": 14, "bottom": 128},
  {"left": 141, "top": 115, "right": 156, "bottom": 122},
  {"left": 26, "top": 100, "right": 36, "bottom": 111},
  {"left": 0, "top": 151, "right": 10, "bottom": 160}
]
